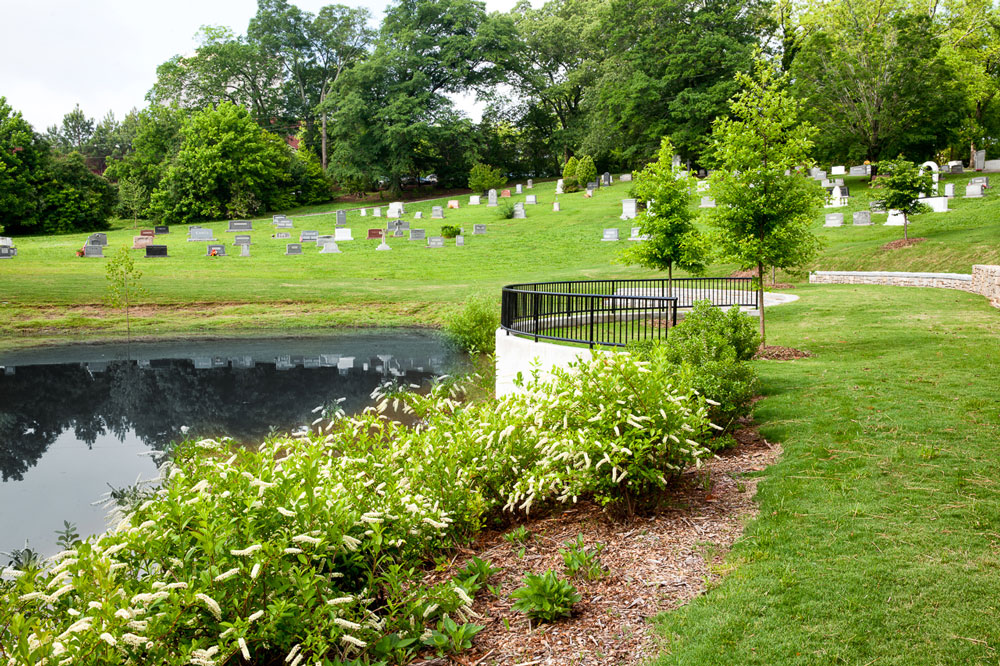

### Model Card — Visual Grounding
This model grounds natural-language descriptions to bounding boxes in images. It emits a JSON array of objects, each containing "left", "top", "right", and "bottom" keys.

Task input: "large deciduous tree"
[
  {"left": 705, "top": 59, "right": 824, "bottom": 345},
  {"left": 0, "top": 97, "right": 48, "bottom": 232},
  {"left": 620, "top": 137, "right": 707, "bottom": 292},
  {"left": 584, "top": 0, "right": 768, "bottom": 167},
  {"left": 792, "top": 0, "right": 963, "bottom": 165}
]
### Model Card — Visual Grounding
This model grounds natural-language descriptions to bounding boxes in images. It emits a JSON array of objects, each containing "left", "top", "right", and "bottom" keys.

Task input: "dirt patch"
[
  {"left": 880, "top": 237, "right": 926, "bottom": 251},
  {"left": 416, "top": 429, "right": 781, "bottom": 666},
  {"left": 755, "top": 345, "right": 812, "bottom": 360}
]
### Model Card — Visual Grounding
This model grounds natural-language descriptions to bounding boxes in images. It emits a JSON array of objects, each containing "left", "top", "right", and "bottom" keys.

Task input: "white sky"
[{"left": 0, "top": 0, "right": 518, "bottom": 132}]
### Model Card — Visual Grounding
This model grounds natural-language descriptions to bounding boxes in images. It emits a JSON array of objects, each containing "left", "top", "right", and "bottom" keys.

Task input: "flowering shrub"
[{"left": 0, "top": 349, "right": 720, "bottom": 663}]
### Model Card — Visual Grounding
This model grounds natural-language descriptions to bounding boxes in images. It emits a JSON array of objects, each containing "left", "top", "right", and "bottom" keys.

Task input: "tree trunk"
[
  {"left": 321, "top": 113, "right": 328, "bottom": 171},
  {"left": 904, "top": 214, "right": 908, "bottom": 241},
  {"left": 970, "top": 140, "right": 976, "bottom": 170},
  {"left": 757, "top": 261, "right": 766, "bottom": 347},
  {"left": 667, "top": 262, "right": 672, "bottom": 298}
]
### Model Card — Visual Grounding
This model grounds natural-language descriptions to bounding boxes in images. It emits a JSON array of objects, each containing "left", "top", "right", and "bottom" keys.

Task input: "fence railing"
[{"left": 500, "top": 278, "right": 758, "bottom": 348}]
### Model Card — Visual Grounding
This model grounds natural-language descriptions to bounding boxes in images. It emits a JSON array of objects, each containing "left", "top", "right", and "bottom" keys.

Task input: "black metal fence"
[{"left": 500, "top": 278, "right": 758, "bottom": 348}]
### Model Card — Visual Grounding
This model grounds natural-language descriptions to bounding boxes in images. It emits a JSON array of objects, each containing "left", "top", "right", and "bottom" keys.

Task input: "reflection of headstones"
[
  {"left": 601, "top": 228, "right": 619, "bottom": 241},
  {"left": 285, "top": 243, "right": 303, "bottom": 255},
  {"left": 853, "top": 211, "right": 872, "bottom": 226},
  {"left": 145, "top": 245, "right": 168, "bottom": 258},
  {"left": 620, "top": 199, "right": 637, "bottom": 220},
  {"left": 824, "top": 213, "right": 843, "bottom": 227}
]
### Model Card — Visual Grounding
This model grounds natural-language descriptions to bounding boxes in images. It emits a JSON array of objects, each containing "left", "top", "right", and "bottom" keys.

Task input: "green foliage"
[
  {"left": 104, "top": 245, "right": 146, "bottom": 340},
  {"left": 705, "top": 58, "right": 825, "bottom": 344},
  {"left": 54, "top": 521, "right": 81, "bottom": 551},
  {"left": 468, "top": 162, "right": 507, "bottom": 193},
  {"left": 562, "top": 156, "right": 579, "bottom": 181},
  {"left": 496, "top": 201, "right": 516, "bottom": 219},
  {"left": 575, "top": 154, "right": 597, "bottom": 187},
  {"left": 560, "top": 535, "right": 606, "bottom": 580},
  {"left": 456, "top": 556, "right": 499, "bottom": 591},
  {"left": 150, "top": 103, "right": 293, "bottom": 224},
  {"left": 440, "top": 224, "right": 461, "bottom": 238},
  {"left": 670, "top": 300, "right": 761, "bottom": 362},
  {"left": 620, "top": 137, "right": 707, "bottom": 280},
  {"left": 116, "top": 176, "right": 148, "bottom": 228},
  {"left": 504, "top": 526, "right": 533, "bottom": 544},
  {"left": 510, "top": 570, "right": 581, "bottom": 622},
  {"left": 422, "top": 616, "right": 484, "bottom": 656},
  {"left": 446, "top": 294, "right": 500, "bottom": 354},
  {"left": 562, "top": 177, "right": 579, "bottom": 193},
  {"left": 872, "top": 157, "right": 933, "bottom": 240}
]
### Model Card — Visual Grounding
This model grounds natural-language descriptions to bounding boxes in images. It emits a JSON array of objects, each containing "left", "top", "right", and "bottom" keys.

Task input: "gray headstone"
[
  {"left": 206, "top": 244, "right": 227, "bottom": 257},
  {"left": 619, "top": 174, "right": 632, "bottom": 182},
  {"left": 944, "top": 183, "right": 955, "bottom": 197},
  {"left": 0, "top": 237, "right": 11, "bottom": 247},
  {"left": 376, "top": 241, "right": 391, "bottom": 251},
  {"left": 427, "top": 236, "right": 444, "bottom": 248},
  {"left": 488, "top": 189, "right": 498, "bottom": 206},
  {"left": 188, "top": 228, "right": 214, "bottom": 241},
  {"left": 824, "top": 213, "right": 844, "bottom": 227},
  {"left": 319, "top": 241, "right": 341, "bottom": 254},
  {"left": 975, "top": 150, "right": 986, "bottom": 171},
  {"left": 455, "top": 235, "right": 464, "bottom": 246},
  {"left": 88, "top": 233, "right": 108, "bottom": 246},
  {"left": 853, "top": 211, "right": 872, "bottom": 226},
  {"left": 276, "top": 219, "right": 293, "bottom": 229},
  {"left": 965, "top": 183, "right": 984, "bottom": 198},
  {"left": 515, "top": 184, "right": 523, "bottom": 194},
  {"left": 387, "top": 220, "right": 410, "bottom": 231},
  {"left": 525, "top": 195, "right": 537, "bottom": 204},
  {"left": 602, "top": 172, "right": 611, "bottom": 186},
  {"left": 414, "top": 211, "right": 423, "bottom": 219},
  {"left": 336, "top": 210, "right": 347, "bottom": 227},
  {"left": 527, "top": 179, "right": 533, "bottom": 188},
  {"left": 601, "top": 228, "right": 619, "bottom": 241},
  {"left": 553, "top": 201, "right": 560, "bottom": 212},
  {"left": 409, "top": 229, "right": 426, "bottom": 241},
  {"left": 276, "top": 232, "right": 291, "bottom": 239},
  {"left": 0, "top": 246, "right": 15, "bottom": 259},
  {"left": 620, "top": 199, "right": 637, "bottom": 220},
  {"left": 285, "top": 243, "right": 303, "bottom": 255},
  {"left": 431, "top": 206, "right": 444, "bottom": 219},
  {"left": 227, "top": 220, "right": 252, "bottom": 232},
  {"left": 240, "top": 243, "right": 250, "bottom": 257},
  {"left": 84, "top": 244, "right": 104, "bottom": 258},
  {"left": 393, "top": 229, "right": 404, "bottom": 237},
  {"left": 233, "top": 235, "right": 251, "bottom": 245},
  {"left": 373, "top": 207, "right": 381, "bottom": 217},
  {"left": 154, "top": 226, "right": 169, "bottom": 235},
  {"left": 513, "top": 203, "right": 526, "bottom": 219},
  {"left": 587, "top": 181, "right": 599, "bottom": 190},
  {"left": 300, "top": 230, "right": 319, "bottom": 242},
  {"left": 473, "top": 224, "right": 486, "bottom": 235}
]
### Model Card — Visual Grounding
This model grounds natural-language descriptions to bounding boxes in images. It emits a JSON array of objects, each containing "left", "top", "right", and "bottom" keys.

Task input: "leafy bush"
[
  {"left": 446, "top": 294, "right": 500, "bottom": 354},
  {"left": 456, "top": 556, "right": 498, "bottom": 594},
  {"left": 560, "top": 535, "right": 606, "bottom": 580},
  {"left": 495, "top": 201, "right": 515, "bottom": 219},
  {"left": 511, "top": 570, "right": 581, "bottom": 622},
  {"left": 468, "top": 162, "right": 507, "bottom": 193},
  {"left": 575, "top": 155, "right": 598, "bottom": 188},
  {"left": 562, "top": 156, "right": 579, "bottom": 181},
  {"left": 503, "top": 525, "right": 532, "bottom": 543},
  {"left": 422, "top": 616, "right": 484, "bottom": 656},
  {"left": 440, "top": 224, "right": 461, "bottom": 238},
  {"left": 562, "top": 176, "right": 580, "bottom": 193},
  {"left": 670, "top": 300, "right": 761, "bottom": 362}
]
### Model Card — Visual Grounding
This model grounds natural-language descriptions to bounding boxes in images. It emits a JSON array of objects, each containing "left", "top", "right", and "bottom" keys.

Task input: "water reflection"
[{"left": 0, "top": 332, "right": 461, "bottom": 556}]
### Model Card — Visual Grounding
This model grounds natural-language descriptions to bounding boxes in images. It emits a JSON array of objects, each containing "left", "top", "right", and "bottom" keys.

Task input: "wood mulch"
[
  {"left": 755, "top": 345, "right": 812, "bottom": 360},
  {"left": 880, "top": 237, "right": 926, "bottom": 251},
  {"left": 415, "top": 427, "right": 782, "bottom": 666}
]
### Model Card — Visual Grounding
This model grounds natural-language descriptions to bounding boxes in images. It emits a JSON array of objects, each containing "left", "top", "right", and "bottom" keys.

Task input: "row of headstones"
[
  {"left": 0, "top": 236, "right": 16, "bottom": 259},
  {"left": 601, "top": 228, "right": 651, "bottom": 242}
]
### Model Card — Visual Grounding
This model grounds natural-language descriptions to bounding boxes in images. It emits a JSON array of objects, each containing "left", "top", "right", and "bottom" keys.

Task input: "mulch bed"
[
  {"left": 755, "top": 345, "right": 812, "bottom": 360},
  {"left": 414, "top": 428, "right": 782, "bottom": 665},
  {"left": 880, "top": 237, "right": 926, "bottom": 251},
  {"left": 727, "top": 269, "right": 795, "bottom": 289}
]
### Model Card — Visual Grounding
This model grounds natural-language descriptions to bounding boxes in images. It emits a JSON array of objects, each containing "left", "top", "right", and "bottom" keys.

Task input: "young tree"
[
  {"left": 872, "top": 157, "right": 932, "bottom": 241},
  {"left": 705, "top": 58, "right": 825, "bottom": 345},
  {"left": 105, "top": 245, "right": 146, "bottom": 343},
  {"left": 117, "top": 177, "right": 148, "bottom": 229},
  {"left": 620, "top": 137, "right": 707, "bottom": 293},
  {"left": 575, "top": 154, "right": 597, "bottom": 187},
  {"left": 468, "top": 163, "right": 507, "bottom": 193}
]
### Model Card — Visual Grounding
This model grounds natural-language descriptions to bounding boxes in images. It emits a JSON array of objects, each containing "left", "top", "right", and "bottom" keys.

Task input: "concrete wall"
[
  {"left": 495, "top": 329, "right": 609, "bottom": 398},
  {"left": 809, "top": 266, "right": 1000, "bottom": 309}
]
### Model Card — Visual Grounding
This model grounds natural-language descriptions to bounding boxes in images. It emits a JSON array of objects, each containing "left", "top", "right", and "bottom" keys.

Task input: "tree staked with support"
[{"left": 704, "top": 58, "right": 824, "bottom": 346}]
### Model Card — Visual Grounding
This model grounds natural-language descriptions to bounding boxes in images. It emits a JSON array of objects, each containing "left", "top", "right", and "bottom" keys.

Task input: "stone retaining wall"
[{"left": 809, "top": 266, "right": 1000, "bottom": 308}]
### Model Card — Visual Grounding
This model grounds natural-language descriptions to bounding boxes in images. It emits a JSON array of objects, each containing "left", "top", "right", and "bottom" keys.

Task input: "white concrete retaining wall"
[
  {"left": 809, "top": 266, "right": 1000, "bottom": 308},
  {"left": 495, "top": 329, "right": 609, "bottom": 398}
]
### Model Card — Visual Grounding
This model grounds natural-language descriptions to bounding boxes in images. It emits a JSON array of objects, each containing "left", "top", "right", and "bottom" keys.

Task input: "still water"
[{"left": 0, "top": 332, "right": 464, "bottom": 559}]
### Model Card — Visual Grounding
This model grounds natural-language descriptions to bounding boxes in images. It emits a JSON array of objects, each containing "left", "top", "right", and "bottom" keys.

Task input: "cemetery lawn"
[
  {"left": 0, "top": 173, "right": 998, "bottom": 350},
  {"left": 651, "top": 284, "right": 1000, "bottom": 665}
]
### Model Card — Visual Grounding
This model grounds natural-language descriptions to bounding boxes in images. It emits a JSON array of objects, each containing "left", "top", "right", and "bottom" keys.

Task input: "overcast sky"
[{"left": 1, "top": 0, "right": 518, "bottom": 132}]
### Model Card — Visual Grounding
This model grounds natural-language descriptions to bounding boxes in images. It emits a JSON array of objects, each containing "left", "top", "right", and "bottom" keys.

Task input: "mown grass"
[
  {"left": 0, "top": 172, "right": 997, "bottom": 350},
  {"left": 650, "top": 284, "right": 1000, "bottom": 665}
]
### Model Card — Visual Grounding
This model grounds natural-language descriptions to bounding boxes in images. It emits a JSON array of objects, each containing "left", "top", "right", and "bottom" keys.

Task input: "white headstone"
[
  {"left": 525, "top": 195, "right": 537, "bottom": 204},
  {"left": 945, "top": 183, "right": 955, "bottom": 197},
  {"left": 431, "top": 206, "right": 444, "bottom": 219},
  {"left": 318, "top": 241, "right": 342, "bottom": 254},
  {"left": 488, "top": 189, "right": 498, "bottom": 207},
  {"left": 831, "top": 166, "right": 846, "bottom": 175},
  {"left": 555, "top": 179, "right": 564, "bottom": 194},
  {"left": 376, "top": 241, "right": 391, "bottom": 251},
  {"left": 696, "top": 180, "right": 709, "bottom": 193},
  {"left": 414, "top": 211, "right": 423, "bottom": 219},
  {"left": 699, "top": 197, "right": 715, "bottom": 208},
  {"left": 619, "top": 174, "right": 632, "bottom": 182},
  {"left": 360, "top": 208, "right": 367, "bottom": 216},
  {"left": 885, "top": 209, "right": 906, "bottom": 226},
  {"left": 918, "top": 196, "right": 948, "bottom": 213},
  {"left": 240, "top": 243, "right": 250, "bottom": 257},
  {"left": 512, "top": 203, "right": 526, "bottom": 219},
  {"left": 373, "top": 207, "right": 381, "bottom": 217},
  {"left": 601, "top": 228, "right": 619, "bottom": 241},
  {"left": 620, "top": 199, "right": 637, "bottom": 220},
  {"left": 387, "top": 202, "right": 405, "bottom": 217},
  {"left": 515, "top": 184, "right": 522, "bottom": 194},
  {"left": 552, "top": 201, "right": 560, "bottom": 212},
  {"left": 334, "top": 228, "right": 354, "bottom": 241},
  {"left": 469, "top": 195, "right": 481, "bottom": 205},
  {"left": 824, "top": 213, "right": 844, "bottom": 227},
  {"left": 527, "top": 179, "right": 533, "bottom": 189},
  {"left": 966, "top": 183, "right": 984, "bottom": 198}
]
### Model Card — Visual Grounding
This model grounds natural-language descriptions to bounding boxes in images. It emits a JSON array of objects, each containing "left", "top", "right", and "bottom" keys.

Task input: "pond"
[{"left": 0, "top": 331, "right": 465, "bottom": 560}]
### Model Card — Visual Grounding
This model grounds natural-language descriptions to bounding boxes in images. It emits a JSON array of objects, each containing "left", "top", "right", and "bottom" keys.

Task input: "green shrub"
[
  {"left": 562, "top": 177, "right": 580, "bottom": 193},
  {"left": 456, "top": 556, "right": 498, "bottom": 593},
  {"left": 575, "top": 155, "right": 598, "bottom": 188},
  {"left": 446, "top": 294, "right": 500, "bottom": 354},
  {"left": 560, "top": 535, "right": 606, "bottom": 580},
  {"left": 495, "top": 201, "right": 515, "bottom": 219},
  {"left": 441, "top": 224, "right": 461, "bottom": 238},
  {"left": 562, "top": 156, "right": 579, "bottom": 181},
  {"left": 468, "top": 163, "right": 507, "bottom": 193},
  {"left": 511, "top": 570, "right": 581, "bottom": 622},
  {"left": 671, "top": 300, "right": 761, "bottom": 361}
]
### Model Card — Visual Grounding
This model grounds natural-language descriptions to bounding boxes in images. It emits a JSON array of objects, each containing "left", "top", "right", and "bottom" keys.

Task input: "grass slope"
[{"left": 651, "top": 284, "right": 1000, "bottom": 665}]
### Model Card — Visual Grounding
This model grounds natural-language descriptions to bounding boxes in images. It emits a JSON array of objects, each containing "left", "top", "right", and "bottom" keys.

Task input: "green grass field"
[
  {"left": 651, "top": 284, "right": 1000, "bottom": 665},
  {"left": 0, "top": 172, "right": 997, "bottom": 349}
]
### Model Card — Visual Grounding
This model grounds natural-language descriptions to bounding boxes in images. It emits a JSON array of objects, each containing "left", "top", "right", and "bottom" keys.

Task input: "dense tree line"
[{"left": 2, "top": 0, "right": 998, "bottom": 234}]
